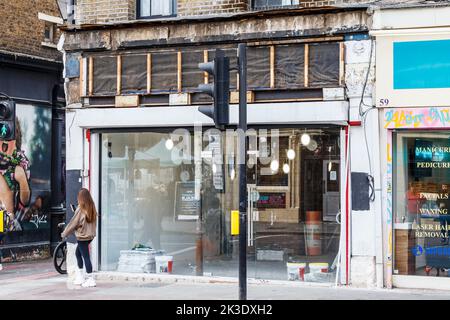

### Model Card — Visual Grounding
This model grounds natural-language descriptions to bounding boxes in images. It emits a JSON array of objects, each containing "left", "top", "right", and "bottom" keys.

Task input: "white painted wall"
[{"left": 344, "top": 38, "right": 382, "bottom": 287}]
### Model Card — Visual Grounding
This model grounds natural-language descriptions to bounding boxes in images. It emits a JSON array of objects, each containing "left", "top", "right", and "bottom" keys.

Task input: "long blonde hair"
[{"left": 77, "top": 188, "right": 97, "bottom": 223}]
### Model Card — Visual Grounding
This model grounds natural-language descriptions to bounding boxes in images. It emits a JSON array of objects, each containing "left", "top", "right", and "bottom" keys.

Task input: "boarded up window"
[
  {"left": 182, "top": 50, "right": 204, "bottom": 90},
  {"left": 309, "top": 43, "right": 340, "bottom": 87},
  {"left": 208, "top": 48, "right": 238, "bottom": 89},
  {"left": 122, "top": 55, "right": 147, "bottom": 93},
  {"left": 247, "top": 46, "right": 270, "bottom": 89},
  {"left": 93, "top": 56, "right": 117, "bottom": 95},
  {"left": 275, "top": 44, "right": 305, "bottom": 89},
  {"left": 151, "top": 52, "right": 177, "bottom": 92}
]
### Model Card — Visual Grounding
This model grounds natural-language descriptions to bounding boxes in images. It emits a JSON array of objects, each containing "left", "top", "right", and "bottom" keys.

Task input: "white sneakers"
[
  {"left": 72, "top": 268, "right": 96, "bottom": 287},
  {"left": 81, "top": 274, "right": 96, "bottom": 288},
  {"left": 0, "top": 264, "right": 3, "bottom": 271},
  {"left": 73, "top": 268, "right": 85, "bottom": 285}
]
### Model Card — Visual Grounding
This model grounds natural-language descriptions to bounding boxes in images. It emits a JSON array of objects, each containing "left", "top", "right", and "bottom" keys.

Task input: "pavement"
[{"left": 1, "top": 259, "right": 450, "bottom": 300}]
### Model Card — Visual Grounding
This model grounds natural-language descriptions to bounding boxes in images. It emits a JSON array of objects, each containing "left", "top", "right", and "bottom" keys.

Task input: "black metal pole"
[{"left": 238, "top": 43, "right": 247, "bottom": 301}]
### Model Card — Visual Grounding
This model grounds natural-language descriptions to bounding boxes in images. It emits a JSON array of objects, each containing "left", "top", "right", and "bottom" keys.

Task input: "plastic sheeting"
[
  {"left": 248, "top": 46, "right": 270, "bottom": 89},
  {"left": 182, "top": 50, "right": 204, "bottom": 90},
  {"left": 208, "top": 48, "right": 238, "bottom": 89},
  {"left": 309, "top": 42, "right": 340, "bottom": 87},
  {"left": 93, "top": 56, "right": 117, "bottom": 95},
  {"left": 275, "top": 44, "right": 305, "bottom": 89},
  {"left": 151, "top": 52, "right": 178, "bottom": 92},
  {"left": 122, "top": 54, "right": 147, "bottom": 94}
]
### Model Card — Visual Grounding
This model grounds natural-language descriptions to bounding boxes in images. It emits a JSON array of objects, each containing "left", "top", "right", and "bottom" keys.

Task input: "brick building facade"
[{"left": 0, "top": 0, "right": 62, "bottom": 61}]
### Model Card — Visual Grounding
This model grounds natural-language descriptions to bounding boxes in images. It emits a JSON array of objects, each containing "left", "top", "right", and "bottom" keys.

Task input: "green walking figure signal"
[{"left": 0, "top": 97, "right": 15, "bottom": 141}]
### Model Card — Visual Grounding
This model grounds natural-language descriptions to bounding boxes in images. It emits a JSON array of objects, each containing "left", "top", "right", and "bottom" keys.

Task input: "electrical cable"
[{"left": 359, "top": 38, "right": 376, "bottom": 202}]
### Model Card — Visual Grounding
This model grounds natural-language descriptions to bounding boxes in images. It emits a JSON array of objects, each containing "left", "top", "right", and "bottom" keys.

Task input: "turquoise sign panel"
[{"left": 394, "top": 39, "right": 450, "bottom": 90}]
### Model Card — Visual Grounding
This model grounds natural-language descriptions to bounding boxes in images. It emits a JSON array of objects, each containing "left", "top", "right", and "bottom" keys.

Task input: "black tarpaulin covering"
[
  {"left": 122, "top": 54, "right": 147, "bottom": 93},
  {"left": 275, "top": 44, "right": 305, "bottom": 89},
  {"left": 309, "top": 42, "right": 340, "bottom": 87},
  {"left": 93, "top": 56, "right": 117, "bottom": 95},
  {"left": 182, "top": 50, "right": 204, "bottom": 90},
  {"left": 151, "top": 52, "right": 178, "bottom": 92},
  {"left": 247, "top": 46, "right": 270, "bottom": 89},
  {"left": 208, "top": 48, "right": 238, "bottom": 89}
]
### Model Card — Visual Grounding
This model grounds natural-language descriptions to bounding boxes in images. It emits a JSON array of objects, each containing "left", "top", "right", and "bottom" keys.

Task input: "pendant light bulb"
[{"left": 301, "top": 133, "right": 310, "bottom": 146}]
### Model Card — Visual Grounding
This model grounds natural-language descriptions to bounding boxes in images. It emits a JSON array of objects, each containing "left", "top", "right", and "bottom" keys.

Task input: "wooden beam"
[
  {"left": 88, "top": 56, "right": 93, "bottom": 96},
  {"left": 203, "top": 50, "right": 209, "bottom": 84},
  {"left": 248, "top": 36, "right": 344, "bottom": 47},
  {"left": 117, "top": 55, "right": 122, "bottom": 95},
  {"left": 79, "top": 56, "right": 84, "bottom": 97},
  {"left": 270, "top": 45, "right": 275, "bottom": 89},
  {"left": 304, "top": 44, "right": 309, "bottom": 88},
  {"left": 147, "top": 53, "right": 152, "bottom": 93},
  {"left": 177, "top": 51, "right": 182, "bottom": 93},
  {"left": 339, "top": 42, "right": 345, "bottom": 86}
]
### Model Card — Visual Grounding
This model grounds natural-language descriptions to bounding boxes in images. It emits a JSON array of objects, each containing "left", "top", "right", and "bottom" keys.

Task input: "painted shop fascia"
[{"left": 373, "top": 5, "right": 450, "bottom": 290}]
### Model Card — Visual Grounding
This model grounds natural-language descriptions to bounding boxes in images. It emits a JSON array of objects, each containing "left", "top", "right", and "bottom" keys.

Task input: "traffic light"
[
  {"left": 0, "top": 99, "right": 15, "bottom": 141},
  {"left": 198, "top": 49, "right": 230, "bottom": 130}
]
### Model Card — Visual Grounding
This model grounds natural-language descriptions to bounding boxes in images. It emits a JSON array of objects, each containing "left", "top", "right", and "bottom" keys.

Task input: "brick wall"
[
  {"left": 177, "top": 0, "right": 249, "bottom": 16},
  {"left": 75, "top": 0, "right": 136, "bottom": 24},
  {"left": 0, "top": 0, "right": 62, "bottom": 61}
]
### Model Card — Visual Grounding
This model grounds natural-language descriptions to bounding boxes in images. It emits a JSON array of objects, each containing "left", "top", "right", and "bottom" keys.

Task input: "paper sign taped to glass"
[{"left": 174, "top": 181, "right": 200, "bottom": 221}]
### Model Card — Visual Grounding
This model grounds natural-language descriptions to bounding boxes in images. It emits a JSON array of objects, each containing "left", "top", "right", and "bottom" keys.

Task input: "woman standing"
[{"left": 61, "top": 188, "right": 97, "bottom": 287}]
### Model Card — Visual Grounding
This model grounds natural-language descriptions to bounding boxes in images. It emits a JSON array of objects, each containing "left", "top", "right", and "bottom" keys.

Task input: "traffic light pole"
[{"left": 238, "top": 43, "right": 247, "bottom": 301}]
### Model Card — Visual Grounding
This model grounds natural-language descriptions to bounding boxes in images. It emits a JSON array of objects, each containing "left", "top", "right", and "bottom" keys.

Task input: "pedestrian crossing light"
[
  {"left": 197, "top": 49, "right": 230, "bottom": 130},
  {"left": 0, "top": 100, "right": 15, "bottom": 141}
]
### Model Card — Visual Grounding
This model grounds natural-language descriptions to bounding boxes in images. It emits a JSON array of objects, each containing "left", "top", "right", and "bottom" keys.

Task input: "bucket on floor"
[
  {"left": 286, "top": 263, "right": 306, "bottom": 281},
  {"left": 309, "top": 262, "right": 328, "bottom": 274},
  {"left": 155, "top": 255, "right": 173, "bottom": 274}
]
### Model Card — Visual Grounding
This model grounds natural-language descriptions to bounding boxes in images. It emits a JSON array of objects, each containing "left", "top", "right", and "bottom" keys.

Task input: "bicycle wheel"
[{"left": 53, "top": 241, "right": 67, "bottom": 275}]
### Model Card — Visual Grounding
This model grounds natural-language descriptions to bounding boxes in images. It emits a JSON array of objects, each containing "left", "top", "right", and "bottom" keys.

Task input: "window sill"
[{"left": 41, "top": 42, "right": 58, "bottom": 49}]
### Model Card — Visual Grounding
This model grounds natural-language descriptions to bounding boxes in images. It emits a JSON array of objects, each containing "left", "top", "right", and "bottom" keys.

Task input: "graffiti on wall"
[
  {"left": 385, "top": 107, "right": 450, "bottom": 129},
  {"left": 1, "top": 104, "right": 51, "bottom": 233},
  {"left": 386, "top": 131, "right": 393, "bottom": 288}
]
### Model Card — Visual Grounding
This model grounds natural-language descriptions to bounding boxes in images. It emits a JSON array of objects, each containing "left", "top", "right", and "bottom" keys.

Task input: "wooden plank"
[
  {"left": 248, "top": 36, "right": 343, "bottom": 47},
  {"left": 339, "top": 42, "right": 345, "bottom": 86},
  {"left": 177, "top": 51, "right": 182, "bottom": 93},
  {"left": 270, "top": 45, "right": 275, "bottom": 89},
  {"left": 148, "top": 54, "right": 153, "bottom": 91},
  {"left": 115, "top": 95, "right": 139, "bottom": 108},
  {"left": 79, "top": 56, "right": 84, "bottom": 97},
  {"left": 203, "top": 50, "right": 209, "bottom": 84},
  {"left": 88, "top": 56, "right": 93, "bottom": 96},
  {"left": 304, "top": 44, "right": 309, "bottom": 88},
  {"left": 117, "top": 55, "right": 122, "bottom": 95}
]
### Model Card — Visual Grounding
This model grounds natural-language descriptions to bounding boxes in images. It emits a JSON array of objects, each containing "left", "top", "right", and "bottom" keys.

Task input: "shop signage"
[
  {"left": 411, "top": 245, "right": 450, "bottom": 257},
  {"left": 413, "top": 223, "right": 450, "bottom": 238},
  {"left": 384, "top": 107, "right": 450, "bottom": 129},
  {"left": 174, "top": 181, "right": 200, "bottom": 221}
]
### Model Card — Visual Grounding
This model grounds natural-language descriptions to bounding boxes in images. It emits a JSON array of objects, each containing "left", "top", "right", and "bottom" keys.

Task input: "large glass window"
[
  {"left": 100, "top": 127, "right": 341, "bottom": 282},
  {"left": 394, "top": 131, "right": 450, "bottom": 277}
]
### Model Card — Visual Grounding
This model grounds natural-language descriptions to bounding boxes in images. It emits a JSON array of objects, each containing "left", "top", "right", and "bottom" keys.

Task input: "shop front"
[
  {"left": 93, "top": 122, "right": 347, "bottom": 283},
  {"left": 385, "top": 107, "right": 450, "bottom": 289}
]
